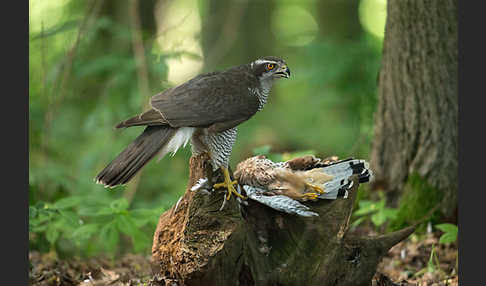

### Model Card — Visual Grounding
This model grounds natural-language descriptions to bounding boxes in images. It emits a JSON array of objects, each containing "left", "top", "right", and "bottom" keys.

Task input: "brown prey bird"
[{"left": 234, "top": 155, "right": 372, "bottom": 202}]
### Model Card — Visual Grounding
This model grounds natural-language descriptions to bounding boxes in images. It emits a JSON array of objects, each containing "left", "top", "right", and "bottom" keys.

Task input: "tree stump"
[{"left": 151, "top": 154, "right": 415, "bottom": 286}]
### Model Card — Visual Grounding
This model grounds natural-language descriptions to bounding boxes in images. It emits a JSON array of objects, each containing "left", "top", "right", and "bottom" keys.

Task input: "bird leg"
[
  {"left": 213, "top": 167, "right": 246, "bottom": 200},
  {"left": 304, "top": 182, "right": 325, "bottom": 194}
]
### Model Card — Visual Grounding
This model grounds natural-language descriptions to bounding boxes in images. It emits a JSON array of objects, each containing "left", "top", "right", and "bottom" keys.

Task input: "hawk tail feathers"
[
  {"left": 95, "top": 125, "right": 178, "bottom": 188},
  {"left": 315, "top": 159, "right": 373, "bottom": 200}
]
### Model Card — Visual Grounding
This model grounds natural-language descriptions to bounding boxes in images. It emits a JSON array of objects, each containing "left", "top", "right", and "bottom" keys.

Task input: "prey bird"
[
  {"left": 234, "top": 155, "right": 372, "bottom": 204},
  {"left": 95, "top": 56, "right": 291, "bottom": 200}
]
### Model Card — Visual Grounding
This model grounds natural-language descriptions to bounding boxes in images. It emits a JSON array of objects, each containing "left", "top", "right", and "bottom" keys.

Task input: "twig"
[
  {"left": 412, "top": 203, "right": 441, "bottom": 227},
  {"left": 40, "top": 22, "right": 48, "bottom": 91},
  {"left": 154, "top": 4, "right": 193, "bottom": 42},
  {"left": 40, "top": 0, "right": 102, "bottom": 157},
  {"left": 129, "top": 0, "right": 151, "bottom": 102},
  {"left": 124, "top": 0, "right": 153, "bottom": 205}
]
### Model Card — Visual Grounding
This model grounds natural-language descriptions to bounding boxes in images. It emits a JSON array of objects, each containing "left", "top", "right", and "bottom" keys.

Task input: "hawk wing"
[{"left": 150, "top": 71, "right": 260, "bottom": 131}]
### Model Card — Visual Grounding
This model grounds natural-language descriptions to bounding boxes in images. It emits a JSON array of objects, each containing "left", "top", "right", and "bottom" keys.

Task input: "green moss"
[
  {"left": 388, "top": 173, "right": 442, "bottom": 232},
  {"left": 354, "top": 183, "right": 371, "bottom": 208}
]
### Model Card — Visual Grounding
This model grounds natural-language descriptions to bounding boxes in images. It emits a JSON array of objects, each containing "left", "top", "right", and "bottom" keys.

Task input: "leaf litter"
[{"left": 29, "top": 226, "right": 458, "bottom": 286}]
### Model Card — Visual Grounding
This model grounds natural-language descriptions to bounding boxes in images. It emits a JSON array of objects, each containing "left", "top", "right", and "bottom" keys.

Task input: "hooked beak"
[{"left": 275, "top": 65, "right": 290, "bottom": 78}]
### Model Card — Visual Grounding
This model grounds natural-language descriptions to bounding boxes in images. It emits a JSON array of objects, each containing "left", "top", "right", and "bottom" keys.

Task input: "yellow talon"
[
  {"left": 305, "top": 182, "right": 325, "bottom": 194},
  {"left": 214, "top": 180, "right": 237, "bottom": 189},
  {"left": 213, "top": 167, "right": 246, "bottom": 200},
  {"left": 303, "top": 192, "right": 319, "bottom": 201}
]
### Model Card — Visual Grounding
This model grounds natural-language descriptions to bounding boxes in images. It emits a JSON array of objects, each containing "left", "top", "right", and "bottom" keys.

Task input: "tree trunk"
[
  {"left": 200, "top": 0, "right": 275, "bottom": 71},
  {"left": 370, "top": 0, "right": 458, "bottom": 225},
  {"left": 151, "top": 154, "right": 414, "bottom": 286}
]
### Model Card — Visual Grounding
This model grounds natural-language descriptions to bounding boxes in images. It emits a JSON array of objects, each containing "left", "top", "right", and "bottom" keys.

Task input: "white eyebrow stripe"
[{"left": 253, "top": 59, "right": 278, "bottom": 65}]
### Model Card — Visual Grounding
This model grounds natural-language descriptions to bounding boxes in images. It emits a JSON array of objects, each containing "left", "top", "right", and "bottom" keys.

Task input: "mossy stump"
[{"left": 151, "top": 154, "right": 414, "bottom": 286}]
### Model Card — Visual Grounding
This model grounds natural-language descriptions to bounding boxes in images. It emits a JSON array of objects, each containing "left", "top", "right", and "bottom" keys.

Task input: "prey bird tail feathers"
[
  {"left": 306, "top": 159, "right": 373, "bottom": 199},
  {"left": 95, "top": 125, "right": 177, "bottom": 188}
]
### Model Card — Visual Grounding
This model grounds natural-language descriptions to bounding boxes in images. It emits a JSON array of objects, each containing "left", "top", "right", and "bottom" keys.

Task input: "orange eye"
[{"left": 266, "top": 63, "right": 275, "bottom": 70}]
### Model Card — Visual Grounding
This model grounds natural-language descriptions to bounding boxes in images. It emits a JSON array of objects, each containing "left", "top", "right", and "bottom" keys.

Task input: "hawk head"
[{"left": 250, "top": 56, "right": 291, "bottom": 80}]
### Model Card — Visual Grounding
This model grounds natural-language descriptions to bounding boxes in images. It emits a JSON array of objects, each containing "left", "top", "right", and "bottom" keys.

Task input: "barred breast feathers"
[
  {"left": 249, "top": 84, "right": 271, "bottom": 111},
  {"left": 206, "top": 127, "right": 238, "bottom": 170}
]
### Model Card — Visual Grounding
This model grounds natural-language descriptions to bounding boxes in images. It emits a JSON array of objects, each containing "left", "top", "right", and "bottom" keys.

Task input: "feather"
[
  {"left": 243, "top": 185, "right": 319, "bottom": 217},
  {"left": 158, "top": 127, "right": 195, "bottom": 160},
  {"left": 95, "top": 126, "right": 177, "bottom": 188}
]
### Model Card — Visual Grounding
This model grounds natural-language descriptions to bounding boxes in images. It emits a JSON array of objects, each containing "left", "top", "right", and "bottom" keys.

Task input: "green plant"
[
  {"left": 29, "top": 197, "right": 164, "bottom": 257},
  {"left": 414, "top": 244, "right": 446, "bottom": 277},
  {"left": 435, "top": 223, "right": 458, "bottom": 244},
  {"left": 352, "top": 191, "right": 398, "bottom": 228}
]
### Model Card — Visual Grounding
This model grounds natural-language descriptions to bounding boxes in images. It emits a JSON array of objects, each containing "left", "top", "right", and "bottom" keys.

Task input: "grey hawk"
[{"left": 95, "top": 56, "right": 290, "bottom": 200}]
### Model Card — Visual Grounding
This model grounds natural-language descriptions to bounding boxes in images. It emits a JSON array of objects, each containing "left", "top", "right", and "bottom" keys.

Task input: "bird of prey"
[
  {"left": 234, "top": 155, "right": 372, "bottom": 214},
  {"left": 95, "top": 56, "right": 290, "bottom": 200}
]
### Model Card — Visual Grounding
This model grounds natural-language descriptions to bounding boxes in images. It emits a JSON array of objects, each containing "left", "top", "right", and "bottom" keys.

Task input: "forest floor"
[
  {"left": 374, "top": 227, "right": 458, "bottom": 286},
  {"left": 29, "top": 227, "right": 458, "bottom": 286}
]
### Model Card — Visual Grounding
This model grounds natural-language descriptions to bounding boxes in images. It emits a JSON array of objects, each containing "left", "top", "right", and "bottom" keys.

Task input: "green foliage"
[
  {"left": 252, "top": 145, "right": 276, "bottom": 158},
  {"left": 435, "top": 223, "right": 458, "bottom": 244},
  {"left": 351, "top": 191, "right": 398, "bottom": 228},
  {"left": 29, "top": 1, "right": 184, "bottom": 257},
  {"left": 29, "top": 197, "right": 164, "bottom": 257},
  {"left": 31, "top": 19, "right": 80, "bottom": 40},
  {"left": 388, "top": 173, "right": 442, "bottom": 232}
]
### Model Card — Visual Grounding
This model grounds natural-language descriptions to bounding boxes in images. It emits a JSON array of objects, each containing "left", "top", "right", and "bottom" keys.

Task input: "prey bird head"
[{"left": 250, "top": 56, "right": 290, "bottom": 80}]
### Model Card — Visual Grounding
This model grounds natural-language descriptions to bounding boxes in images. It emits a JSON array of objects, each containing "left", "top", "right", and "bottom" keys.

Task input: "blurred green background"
[{"left": 29, "top": 0, "right": 386, "bottom": 257}]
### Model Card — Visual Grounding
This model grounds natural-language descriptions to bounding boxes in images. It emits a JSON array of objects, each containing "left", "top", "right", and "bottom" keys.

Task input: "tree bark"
[
  {"left": 370, "top": 0, "right": 458, "bottom": 220},
  {"left": 151, "top": 154, "right": 414, "bottom": 286}
]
